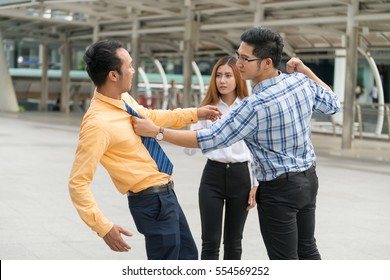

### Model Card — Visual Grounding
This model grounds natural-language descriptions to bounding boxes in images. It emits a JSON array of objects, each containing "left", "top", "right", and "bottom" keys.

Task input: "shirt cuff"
[{"left": 93, "top": 220, "right": 114, "bottom": 238}]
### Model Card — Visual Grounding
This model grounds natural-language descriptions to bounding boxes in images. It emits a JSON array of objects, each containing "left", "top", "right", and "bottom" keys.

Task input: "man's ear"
[
  {"left": 108, "top": 70, "right": 118, "bottom": 81},
  {"left": 263, "top": 58, "right": 274, "bottom": 70},
  {"left": 264, "top": 57, "right": 273, "bottom": 66}
]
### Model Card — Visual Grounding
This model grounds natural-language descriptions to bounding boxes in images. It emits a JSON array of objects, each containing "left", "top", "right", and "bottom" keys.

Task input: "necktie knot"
[{"left": 123, "top": 101, "right": 139, "bottom": 118}]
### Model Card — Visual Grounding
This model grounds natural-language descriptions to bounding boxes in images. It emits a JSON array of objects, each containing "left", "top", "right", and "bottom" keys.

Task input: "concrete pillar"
[
  {"left": 333, "top": 49, "right": 346, "bottom": 125},
  {"left": 341, "top": 2, "right": 359, "bottom": 149},
  {"left": 60, "top": 39, "right": 71, "bottom": 113},
  {"left": 88, "top": 24, "right": 99, "bottom": 99},
  {"left": 7, "top": 40, "right": 16, "bottom": 68},
  {"left": 0, "top": 31, "right": 19, "bottom": 112},
  {"left": 182, "top": 1, "right": 196, "bottom": 108},
  {"left": 130, "top": 13, "right": 140, "bottom": 101},
  {"left": 39, "top": 44, "right": 49, "bottom": 111},
  {"left": 92, "top": 22, "right": 99, "bottom": 43},
  {"left": 253, "top": 0, "right": 265, "bottom": 25}
]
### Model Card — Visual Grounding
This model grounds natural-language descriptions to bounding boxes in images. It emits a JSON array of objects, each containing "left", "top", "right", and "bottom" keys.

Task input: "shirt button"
[{"left": 226, "top": 164, "right": 230, "bottom": 168}]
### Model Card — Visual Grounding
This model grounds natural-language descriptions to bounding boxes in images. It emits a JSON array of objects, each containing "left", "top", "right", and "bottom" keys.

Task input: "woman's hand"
[{"left": 246, "top": 186, "right": 258, "bottom": 211}]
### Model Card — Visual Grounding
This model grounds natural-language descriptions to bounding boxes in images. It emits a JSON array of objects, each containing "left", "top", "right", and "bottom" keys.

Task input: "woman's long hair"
[{"left": 200, "top": 56, "right": 248, "bottom": 107}]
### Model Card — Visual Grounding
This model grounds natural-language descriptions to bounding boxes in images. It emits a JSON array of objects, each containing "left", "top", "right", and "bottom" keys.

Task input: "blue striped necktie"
[{"left": 123, "top": 100, "right": 173, "bottom": 175}]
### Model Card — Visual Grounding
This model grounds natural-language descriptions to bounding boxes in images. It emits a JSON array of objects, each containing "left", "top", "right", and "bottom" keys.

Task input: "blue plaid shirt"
[{"left": 197, "top": 71, "right": 341, "bottom": 181}]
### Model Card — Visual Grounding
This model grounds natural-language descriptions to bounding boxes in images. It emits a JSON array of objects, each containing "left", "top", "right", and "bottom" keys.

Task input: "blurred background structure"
[{"left": 1, "top": 0, "right": 390, "bottom": 146}]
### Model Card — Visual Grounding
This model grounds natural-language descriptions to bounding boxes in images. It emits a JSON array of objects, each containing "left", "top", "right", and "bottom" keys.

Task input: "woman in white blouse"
[{"left": 188, "top": 56, "right": 258, "bottom": 260}]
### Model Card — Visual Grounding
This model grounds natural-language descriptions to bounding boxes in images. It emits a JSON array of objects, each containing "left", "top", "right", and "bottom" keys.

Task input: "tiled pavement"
[{"left": 0, "top": 111, "right": 389, "bottom": 260}]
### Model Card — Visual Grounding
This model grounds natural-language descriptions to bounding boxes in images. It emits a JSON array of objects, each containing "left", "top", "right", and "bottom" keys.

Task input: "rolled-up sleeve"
[{"left": 197, "top": 100, "right": 257, "bottom": 153}]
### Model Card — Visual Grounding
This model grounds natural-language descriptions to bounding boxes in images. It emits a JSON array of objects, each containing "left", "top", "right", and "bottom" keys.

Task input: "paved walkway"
[{"left": 0, "top": 111, "right": 389, "bottom": 260}]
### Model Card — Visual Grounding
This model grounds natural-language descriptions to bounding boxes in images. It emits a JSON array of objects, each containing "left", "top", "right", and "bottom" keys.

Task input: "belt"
[
  {"left": 271, "top": 163, "right": 316, "bottom": 182},
  {"left": 207, "top": 159, "right": 248, "bottom": 169},
  {"left": 127, "top": 181, "right": 174, "bottom": 197}
]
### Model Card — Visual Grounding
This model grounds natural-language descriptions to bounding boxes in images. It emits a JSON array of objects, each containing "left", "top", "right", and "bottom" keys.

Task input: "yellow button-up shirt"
[{"left": 69, "top": 91, "right": 198, "bottom": 237}]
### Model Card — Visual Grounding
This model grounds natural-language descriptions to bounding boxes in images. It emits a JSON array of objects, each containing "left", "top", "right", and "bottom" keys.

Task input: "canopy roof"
[{"left": 1, "top": 0, "right": 390, "bottom": 58}]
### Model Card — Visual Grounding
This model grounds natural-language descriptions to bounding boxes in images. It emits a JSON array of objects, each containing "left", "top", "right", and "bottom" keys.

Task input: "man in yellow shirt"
[{"left": 68, "top": 39, "right": 221, "bottom": 259}]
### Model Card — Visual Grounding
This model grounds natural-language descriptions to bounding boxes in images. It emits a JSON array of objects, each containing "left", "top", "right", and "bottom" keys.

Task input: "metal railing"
[
  {"left": 354, "top": 103, "right": 390, "bottom": 141},
  {"left": 312, "top": 103, "right": 390, "bottom": 141}
]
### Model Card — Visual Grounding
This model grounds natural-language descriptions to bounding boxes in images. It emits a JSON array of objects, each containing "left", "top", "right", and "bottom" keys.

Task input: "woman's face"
[{"left": 216, "top": 64, "right": 236, "bottom": 97}]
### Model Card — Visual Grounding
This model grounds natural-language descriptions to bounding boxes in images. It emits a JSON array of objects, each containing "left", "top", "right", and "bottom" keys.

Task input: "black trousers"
[
  {"left": 256, "top": 165, "right": 321, "bottom": 260},
  {"left": 199, "top": 159, "right": 251, "bottom": 260}
]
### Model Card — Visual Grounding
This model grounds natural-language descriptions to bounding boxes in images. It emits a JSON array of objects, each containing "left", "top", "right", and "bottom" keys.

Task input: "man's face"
[
  {"left": 235, "top": 42, "right": 264, "bottom": 85},
  {"left": 116, "top": 48, "right": 135, "bottom": 92}
]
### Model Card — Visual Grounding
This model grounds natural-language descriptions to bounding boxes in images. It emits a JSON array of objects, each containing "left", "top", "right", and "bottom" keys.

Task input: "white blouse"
[{"left": 187, "top": 97, "right": 258, "bottom": 186}]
